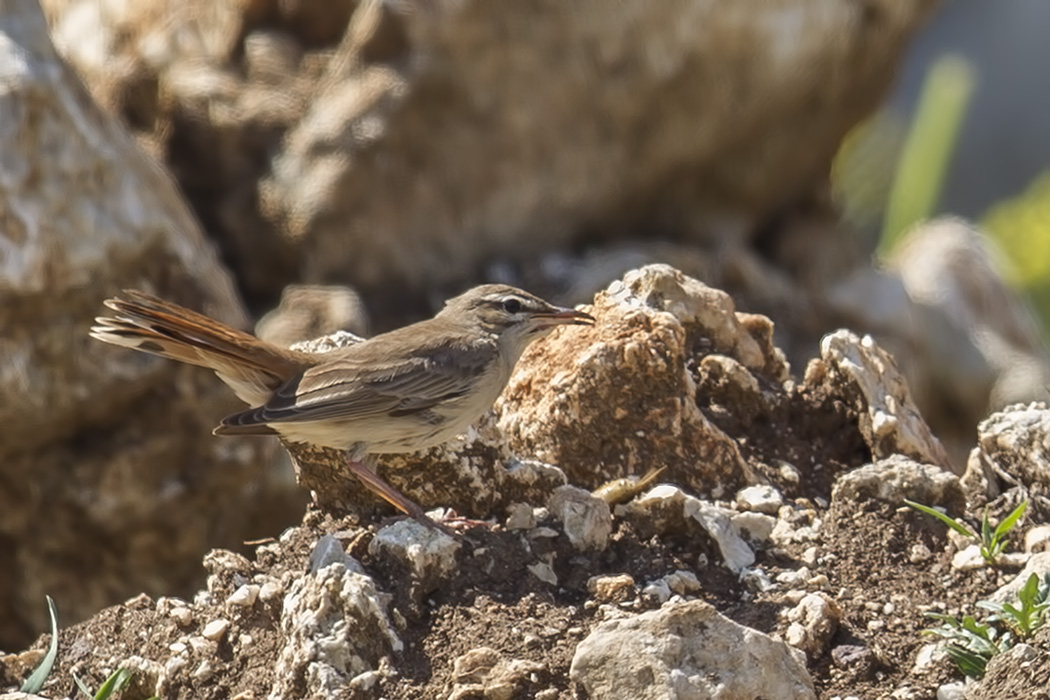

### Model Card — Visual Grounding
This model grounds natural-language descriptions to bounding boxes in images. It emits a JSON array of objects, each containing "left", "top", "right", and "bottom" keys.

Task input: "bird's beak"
[{"left": 533, "top": 306, "right": 595, "bottom": 327}]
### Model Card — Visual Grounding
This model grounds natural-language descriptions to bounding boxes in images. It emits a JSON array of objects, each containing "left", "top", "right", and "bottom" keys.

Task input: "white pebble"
[
  {"left": 201, "top": 619, "right": 230, "bottom": 641},
  {"left": 226, "top": 584, "right": 260, "bottom": 607}
]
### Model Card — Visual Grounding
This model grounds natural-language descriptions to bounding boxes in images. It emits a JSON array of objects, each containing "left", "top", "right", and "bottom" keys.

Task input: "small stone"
[
  {"left": 587, "top": 574, "right": 635, "bottom": 603},
  {"left": 909, "top": 542, "right": 932, "bottom": 563},
  {"left": 549, "top": 485, "right": 612, "bottom": 552},
  {"left": 201, "top": 619, "right": 230, "bottom": 641},
  {"left": 188, "top": 636, "right": 212, "bottom": 654},
  {"left": 192, "top": 660, "right": 215, "bottom": 681},
  {"left": 736, "top": 485, "right": 784, "bottom": 514},
  {"left": 664, "top": 570, "right": 701, "bottom": 596},
  {"left": 226, "top": 584, "right": 260, "bottom": 607},
  {"left": 168, "top": 641, "right": 188, "bottom": 654},
  {"left": 164, "top": 655, "right": 188, "bottom": 676},
  {"left": 951, "top": 544, "right": 986, "bottom": 570},
  {"left": 258, "top": 581, "right": 283, "bottom": 603},
  {"left": 170, "top": 606, "right": 193, "bottom": 627},
  {"left": 641, "top": 578, "right": 671, "bottom": 604},
  {"left": 740, "top": 567, "right": 774, "bottom": 593},
  {"left": 505, "top": 503, "right": 535, "bottom": 530},
  {"left": 528, "top": 527, "right": 560, "bottom": 539},
  {"left": 801, "top": 547, "right": 819, "bottom": 566},
  {"left": 936, "top": 681, "right": 966, "bottom": 700},
  {"left": 1025, "top": 524, "right": 1050, "bottom": 553},
  {"left": 775, "top": 567, "right": 812, "bottom": 586},
  {"left": 528, "top": 562, "right": 558, "bottom": 585},
  {"left": 731, "top": 511, "right": 777, "bottom": 545}
]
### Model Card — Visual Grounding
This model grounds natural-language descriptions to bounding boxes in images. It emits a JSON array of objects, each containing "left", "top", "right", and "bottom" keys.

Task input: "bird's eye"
[{"left": 502, "top": 298, "right": 523, "bottom": 314}]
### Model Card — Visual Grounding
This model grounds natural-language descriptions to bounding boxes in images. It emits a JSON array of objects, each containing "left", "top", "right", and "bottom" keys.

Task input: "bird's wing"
[{"left": 219, "top": 338, "right": 496, "bottom": 427}]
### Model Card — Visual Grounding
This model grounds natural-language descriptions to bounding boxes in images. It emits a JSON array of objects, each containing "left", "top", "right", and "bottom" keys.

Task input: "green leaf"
[
  {"left": 905, "top": 500, "right": 975, "bottom": 538},
  {"left": 94, "top": 668, "right": 134, "bottom": 700},
  {"left": 944, "top": 645, "right": 989, "bottom": 678},
  {"left": 20, "top": 596, "right": 59, "bottom": 694},
  {"left": 993, "top": 501, "right": 1028, "bottom": 542}
]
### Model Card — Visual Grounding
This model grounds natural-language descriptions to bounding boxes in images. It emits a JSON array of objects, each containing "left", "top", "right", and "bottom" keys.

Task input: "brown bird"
[{"left": 90, "top": 285, "right": 594, "bottom": 529}]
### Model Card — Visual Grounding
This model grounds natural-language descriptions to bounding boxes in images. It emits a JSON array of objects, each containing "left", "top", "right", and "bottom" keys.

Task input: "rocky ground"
[{"left": 2, "top": 265, "right": 1048, "bottom": 699}]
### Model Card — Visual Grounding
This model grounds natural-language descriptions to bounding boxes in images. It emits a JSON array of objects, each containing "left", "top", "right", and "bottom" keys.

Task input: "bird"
[{"left": 90, "top": 284, "right": 595, "bottom": 530}]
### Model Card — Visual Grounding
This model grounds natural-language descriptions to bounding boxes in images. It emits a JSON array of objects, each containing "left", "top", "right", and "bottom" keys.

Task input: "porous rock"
[
  {"left": 499, "top": 265, "right": 775, "bottom": 496},
  {"left": 784, "top": 592, "right": 841, "bottom": 659},
  {"left": 269, "top": 562, "right": 401, "bottom": 700},
  {"left": 962, "top": 403, "right": 1050, "bottom": 507},
  {"left": 807, "top": 331, "right": 952, "bottom": 471},
  {"left": 449, "top": 647, "right": 546, "bottom": 700},
  {"left": 548, "top": 485, "right": 612, "bottom": 552},
  {"left": 368, "top": 519, "right": 461, "bottom": 596},
  {"left": 570, "top": 600, "right": 815, "bottom": 700},
  {"left": 831, "top": 455, "right": 965, "bottom": 513}
]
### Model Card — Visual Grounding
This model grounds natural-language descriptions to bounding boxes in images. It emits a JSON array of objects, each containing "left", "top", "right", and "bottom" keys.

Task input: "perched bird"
[{"left": 90, "top": 284, "right": 594, "bottom": 529}]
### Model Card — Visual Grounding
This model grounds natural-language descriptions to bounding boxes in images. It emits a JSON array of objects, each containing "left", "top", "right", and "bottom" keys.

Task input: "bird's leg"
[{"left": 343, "top": 456, "right": 454, "bottom": 535}]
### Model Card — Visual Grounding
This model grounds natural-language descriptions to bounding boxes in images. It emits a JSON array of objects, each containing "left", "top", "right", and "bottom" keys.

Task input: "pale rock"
[
  {"left": 664, "top": 570, "right": 701, "bottom": 597},
  {"left": 812, "top": 332, "right": 951, "bottom": 469},
  {"left": 201, "top": 619, "right": 230, "bottom": 641},
  {"left": 369, "top": 519, "right": 461, "bottom": 595},
  {"left": 776, "top": 567, "right": 812, "bottom": 587},
  {"left": 784, "top": 593, "right": 841, "bottom": 659},
  {"left": 731, "top": 511, "right": 777, "bottom": 545},
  {"left": 587, "top": 574, "right": 636, "bottom": 604},
  {"left": 936, "top": 681, "right": 966, "bottom": 700},
  {"left": 226, "top": 584, "right": 260, "bottom": 608},
  {"left": 549, "top": 485, "right": 612, "bottom": 552},
  {"left": 259, "top": 581, "right": 283, "bottom": 603},
  {"left": 736, "top": 485, "right": 784, "bottom": 514},
  {"left": 570, "top": 600, "right": 815, "bottom": 699},
  {"left": 641, "top": 578, "right": 672, "bottom": 605},
  {"left": 528, "top": 562, "right": 558, "bottom": 586},
  {"left": 504, "top": 502, "right": 535, "bottom": 531},
  {"left": 963, "top": 403, "right": 1050, "bottom": 500},
  {"left": 985, "top": 552, "right": 1050, "bottom": 604},
  {"left": 268, "top": 563, "right": 401, "bottom": 700},
  {"left": 1025, "top": 525, "right": 1050, "bottom": 553},
  {"left": 450, "top": 647, "right": 546, "bottom": 700},
  {"left": 831, "top": 455, "right": 964, "bottom": 510}
]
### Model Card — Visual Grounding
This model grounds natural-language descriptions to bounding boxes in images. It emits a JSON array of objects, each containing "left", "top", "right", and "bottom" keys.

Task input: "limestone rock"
[
  {"left": 548, "top": 485, "right": 612, "bottom": 553},
  {"left": 808, "top": 331, "right": 953, "bottom": 470},
  {"left": 831, "top": 455, "right": 965, "bottom": 513},
  {"left": 784, "top": 592, "right": 842, "bottom": 660},
  {"left": 499, "top": 265, "right": 769, "bottom": 496},
  {"left": 368, "top": 520, "right": 461, "bottom": 596},
  {"left": 961, "top": 403, "right": 1050, "bottom": 510},
  {"left": 570, "top": 600, "right": 815, "bottom": 699},
  {"left": 269, "top": 563, "right": 401, "bottom": 699}
]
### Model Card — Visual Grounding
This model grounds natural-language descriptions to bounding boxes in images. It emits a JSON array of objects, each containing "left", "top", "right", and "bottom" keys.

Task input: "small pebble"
[
  {"left": 227, "top": 584, "right": 260, "bottom": 607},
  {"left": 258, "top": 581, "right": 283, "bottom": 603},
  {"left": 202, "top": 619, "right": 230, "bottom": 641},
  {"left": 170, "top": 606, "right": 193, "bottom": 627}
]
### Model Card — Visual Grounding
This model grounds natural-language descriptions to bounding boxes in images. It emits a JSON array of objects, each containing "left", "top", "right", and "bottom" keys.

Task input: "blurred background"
[{"left": 1, "top": 0, "right": 1048, "bottom": 651}]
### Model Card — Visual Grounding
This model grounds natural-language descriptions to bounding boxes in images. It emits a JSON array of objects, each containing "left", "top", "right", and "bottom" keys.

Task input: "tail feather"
[{"left": 90, "top": 290, "right": 308, "bottom": 406}]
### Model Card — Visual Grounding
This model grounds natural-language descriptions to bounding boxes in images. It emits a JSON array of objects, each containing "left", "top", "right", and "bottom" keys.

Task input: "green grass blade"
[
  {"left": 20, "top": 596, "right": 59, "bottom": 693},
  {"left": 993, "top": 501, "right": 1028, "bottom": 541},
  {"left": 73, "top": 672, "right": 95, "bottom": 698},
  {"left": 94, "top": 668, "right": 134, "bottom": 700},
  {"left": 905, "top": 500, "right": 975, "bottom": 537},
  {"left": 879, "top": 54, "right": 975, "bottom": 255}
]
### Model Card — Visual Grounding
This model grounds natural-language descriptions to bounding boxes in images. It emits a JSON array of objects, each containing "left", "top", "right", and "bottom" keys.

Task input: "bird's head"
[{"left": 440, "top": 284, "right": 595, "bottom": 358}]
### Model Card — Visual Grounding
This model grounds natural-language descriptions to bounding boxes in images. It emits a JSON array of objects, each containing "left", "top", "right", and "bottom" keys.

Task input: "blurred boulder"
[
  {"left": 43, "top": 0, "right": 938, "bottom": 313},
  {"left": 0, "top": 0, "right": 303, "bottom": 650}
]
